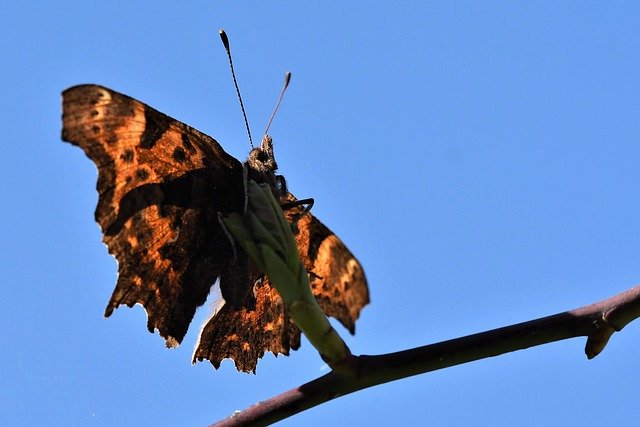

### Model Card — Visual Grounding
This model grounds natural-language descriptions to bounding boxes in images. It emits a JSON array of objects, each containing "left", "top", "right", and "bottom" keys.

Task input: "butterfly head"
[
  {"left": 248, "top": 135, "right": 278, "bottom": 174},
  {"left": 246, "top": 134, "right": 288, "bottom": 198}
]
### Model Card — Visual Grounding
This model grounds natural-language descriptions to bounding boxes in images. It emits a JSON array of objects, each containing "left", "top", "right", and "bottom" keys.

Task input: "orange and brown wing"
[
  {"left": 61, "top": 84, "right": 245, "bottom": 345},
  {"left": 294, "top": 212, "right": 369, "bottom": 334},
  {"left": 193, "top": 275, "right": 302, "bottom": 373},
  {"left": 62, "top": 84, "right": 369, "bottom": 372},
  {"left": 193, "top": 207, "right": 369, "bottom": 373}
]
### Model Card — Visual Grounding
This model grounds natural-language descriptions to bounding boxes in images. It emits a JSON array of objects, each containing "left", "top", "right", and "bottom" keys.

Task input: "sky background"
[{"left": 2, "top": 1, "right": 640, "bottom": 426}]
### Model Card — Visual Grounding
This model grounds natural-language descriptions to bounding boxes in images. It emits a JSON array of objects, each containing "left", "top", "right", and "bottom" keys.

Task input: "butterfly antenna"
[
  {"left": 264, "top": 71, "right": 292, "bottom": 136},
  {"left": 219, "top": 29, "right": 254, "bottom": 148}
]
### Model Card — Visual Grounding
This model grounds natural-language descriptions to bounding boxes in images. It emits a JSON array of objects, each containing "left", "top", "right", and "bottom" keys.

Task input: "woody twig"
[{"left": 212, "top": 285, "right": 640, "bottom": 426}]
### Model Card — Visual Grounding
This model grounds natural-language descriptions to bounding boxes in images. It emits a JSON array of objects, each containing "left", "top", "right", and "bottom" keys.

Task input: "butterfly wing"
[
  {"left": 295, "top": 212, "right": 369, "bottom": 334},
  {"left": 62, "top": 85, "right": 369, "bottom": 372},
  {"left": 62, "top": 84, "right": 245, "bottom": 346},
  {"left": 193, "top": 274, "right": 302, "bottom": 373},
  {"left": 193, "top": 206, "right": 369, "bottom": 373}
]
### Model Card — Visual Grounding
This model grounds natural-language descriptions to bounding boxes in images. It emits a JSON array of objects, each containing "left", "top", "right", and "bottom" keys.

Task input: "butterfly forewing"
[{"left": 62, "top": 85, "right": 245, "bottom": 345}]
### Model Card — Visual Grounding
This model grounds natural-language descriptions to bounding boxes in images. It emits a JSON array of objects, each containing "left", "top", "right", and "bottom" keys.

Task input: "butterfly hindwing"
[
  {"left": 295, "top": 212, "right": 369, "bottom": 334},
  {"left": 193, "top": 274, "right": 301, "bottom": 373},
  {"left": 192, "top": 205, "right": 370, "bottom": 372}
]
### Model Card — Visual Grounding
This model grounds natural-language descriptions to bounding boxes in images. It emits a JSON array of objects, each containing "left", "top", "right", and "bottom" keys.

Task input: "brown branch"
[{"left": 211, "top": 285, "right": 640, "bottom": 426}]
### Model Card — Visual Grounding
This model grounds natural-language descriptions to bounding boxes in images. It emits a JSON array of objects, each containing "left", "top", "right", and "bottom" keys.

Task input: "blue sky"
[{"left": 2, "top": 2, "right": 640, "bottom": 425}]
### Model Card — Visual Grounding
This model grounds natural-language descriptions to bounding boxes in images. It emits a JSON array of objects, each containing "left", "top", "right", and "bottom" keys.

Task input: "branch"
[{"left": 212, "top": 285, "right": 640, "bottom": 426}]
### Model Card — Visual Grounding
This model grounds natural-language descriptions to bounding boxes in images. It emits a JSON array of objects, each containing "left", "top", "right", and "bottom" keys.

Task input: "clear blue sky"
[{"left": 2, "top": 2, "right": 639, "bottom": 426}]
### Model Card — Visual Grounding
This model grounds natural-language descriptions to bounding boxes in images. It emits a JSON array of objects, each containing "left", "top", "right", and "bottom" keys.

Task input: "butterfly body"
[{"left": 62, "top": 84, "right": 368, "bottom": 372}]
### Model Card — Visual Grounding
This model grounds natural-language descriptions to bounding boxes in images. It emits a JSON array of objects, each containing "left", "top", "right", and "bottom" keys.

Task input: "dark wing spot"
[
  {"left": 136, "top": 227, "right": 152, "bottom": 244},
  {"left": 159, "top": 204, "right": 171, "bottom": 217},
  {"left": 121, "top": 149, "right": 134, "bottom": 163},
  {"left": 140, "top": 107, "right": 171, "bottom": 149},
  {"left": 91, "top": 125, "right": 100, "bottom": 135},
  {"left": 136, "top": 168, "right": 149, "bottom": 181},
  {"left": 173, "top": 146, "right": 187, "bottom": 162},
  {"left": 181, "top": 132, "right": 195, "bottom": 153},
  {"left": 87, "top": 90, "right": 105, "bottom": 105}
]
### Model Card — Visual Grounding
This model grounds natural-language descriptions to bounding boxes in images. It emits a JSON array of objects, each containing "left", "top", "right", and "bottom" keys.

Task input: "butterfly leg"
[
  {"left": 280, "top": 197, "right": 314, "bottom": 213},
  {"left": 280, "top": 197, "right": 314, "bottom": 233}
]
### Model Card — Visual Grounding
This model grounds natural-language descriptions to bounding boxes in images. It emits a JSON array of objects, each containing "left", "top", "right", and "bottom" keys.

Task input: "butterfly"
[{"left": 61, "top": 84, "right": 369, "bottom": 372}]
